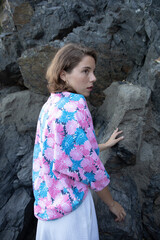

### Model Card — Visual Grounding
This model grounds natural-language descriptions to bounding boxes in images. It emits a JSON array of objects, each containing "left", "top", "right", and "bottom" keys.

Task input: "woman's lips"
[{"left": 87, "top": 86, "right": 93, "bottom": 91}]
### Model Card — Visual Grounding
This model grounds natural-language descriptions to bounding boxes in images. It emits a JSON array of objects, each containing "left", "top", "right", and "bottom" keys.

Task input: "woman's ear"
[{"left": 60, "top": 70, "right": 67, "bottom": 82}]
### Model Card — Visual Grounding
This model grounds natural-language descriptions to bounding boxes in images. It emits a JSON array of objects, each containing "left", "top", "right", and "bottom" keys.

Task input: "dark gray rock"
[
  {"left": 142, "top": 174, "right": 160, "bottom": 240},
  {"left": 0, "top": 33, "right": 23, "bottom": 87},
  {"left": 147, "top": 0, "right": 160, "bottom": 29},
  {"left": 96, "top": 82, "right": 150, "bottom": 169},
  {"left": 0, "top": 124, "right": 18, "bottom": 209},
  {"left": 0, "top": 188, "right": 33, "bottom": 240},
  {"left": 17, "top": 153, "right": 33, "bottom": 187},
  {"left": 0, "top": 88, "right": 47, "bottom": 239},
  {"left": 96, "top": 174, "right": 142, "bottom": 240},
  {"left": 0, "top": 89, "right": 47, "bottom": 131},
  {"left": 1, "top": 0, "right": 148, "bottom": 105},
  {"left": 18, "top": 44, "right": 58, "bottom": 95},
  {"left": 3, "top": 0, "right": 107, "bottom": 49},
  {"left": 0, "top": 0, "right": 160, "bottom": 239}
]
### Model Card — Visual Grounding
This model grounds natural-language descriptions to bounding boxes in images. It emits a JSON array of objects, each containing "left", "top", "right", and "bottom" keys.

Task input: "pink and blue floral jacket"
[{"left": 32, "top": 92, "right": 110, "bottom": 220}]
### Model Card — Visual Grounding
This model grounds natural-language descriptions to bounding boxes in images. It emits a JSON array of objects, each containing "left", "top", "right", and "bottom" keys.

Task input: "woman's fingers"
[
  {"left": 109, "top": 201, "right": 126, "bottom": 222},
  {"left": 115, "top": 211, "right": 126, "bottom": 222},
  {"left": 114, "top": 129, "right": 124, "bottom": 141},
  {"left": 106, "top": 128, "right": 124, "bottom": 148},
  {"left": 113, "top": 128, "right": 123, "bottom": 137},
  {"left": 111, "top": 129, "right": 123, "bottom": 138}
]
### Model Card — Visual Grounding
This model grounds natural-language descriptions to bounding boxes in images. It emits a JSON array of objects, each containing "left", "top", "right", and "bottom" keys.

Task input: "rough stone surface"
[
  {"left": 96, "top": 174, "right": 142, "bottom": 240},
  {"left": 0, "top": 0, "right": 160, "bottom": 239},
  {"left": 0, "top": 88, "right": 47, "bottom": 239},
  {"left": 13, "top": 2, "right": 34, "bottom": 30},
  {"left": 96, "top": 82, "right": 150, "bottom": 168},
  {"left": 0, "top": 188, "right": 32, "bottom": 240},
  {"left": 18, "top": 44, "right": 58, "bottom": 95},
  {"left": 142, "top": 174, "right": 160, "bottom": 240},
  {"left": 0, "top": 90, "right": 47, "bottom": 131}
]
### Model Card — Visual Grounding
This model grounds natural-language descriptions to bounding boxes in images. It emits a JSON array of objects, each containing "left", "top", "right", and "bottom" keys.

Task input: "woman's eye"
[{"left": 83, "top": 69, "right": 89, "bottom": 74}]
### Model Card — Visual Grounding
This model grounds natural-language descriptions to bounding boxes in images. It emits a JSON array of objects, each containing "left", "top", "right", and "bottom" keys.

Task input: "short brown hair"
[{"left": 46, "top": 43, "right": 97, "bottom": 93}]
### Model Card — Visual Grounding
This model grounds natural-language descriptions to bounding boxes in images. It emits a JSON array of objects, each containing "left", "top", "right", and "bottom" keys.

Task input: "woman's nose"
[{"left": 90, "top": 73, "right": 96, "bottom": 82}]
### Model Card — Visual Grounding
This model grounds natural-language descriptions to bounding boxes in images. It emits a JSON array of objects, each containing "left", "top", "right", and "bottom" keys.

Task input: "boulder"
[
  {"left": 0, "top": 188, "right": 33, "bottom": 240},
  {"left": 0, "top": 33, "right": 23, "bottom": 87},
  {"left": 0, "top": 89, "right": 47, "bottom": 131},
  {"left": 142, "top": 174, "right": 160, "bottom": 240},
  {"left": 18, "top": 45, "right": 58, "bottom": 95},
  {"left": 95, "top": 82, "right": 150, "bottom": 169},
  {"left": 96, "top": 174, "right": 142, "bottom": 240},
  {"left": 0, "top": 88, "right": 47, "bottom": 239},
  {"left": 12, "top": 2, "right": 34, "bottom": 31}
]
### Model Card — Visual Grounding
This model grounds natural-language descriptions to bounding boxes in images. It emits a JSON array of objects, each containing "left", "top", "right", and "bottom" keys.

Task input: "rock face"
[
  {"left": 142, "top": 174, "right": 160, "bottom": 240},
  {"left": 96, "top": 82, "right": 151, "bottom": 168},
  {"left": 96, "top": 174, "right": 142, "bottom": 240},
  {"left": 18, "top": 44, "right": 58, "bottom": 95},
  {"left": 0, "top": 0, "right": 160, "bottom": 239},
  {"left": 0, "top": 89, "right": 47, "bottom": 239}
]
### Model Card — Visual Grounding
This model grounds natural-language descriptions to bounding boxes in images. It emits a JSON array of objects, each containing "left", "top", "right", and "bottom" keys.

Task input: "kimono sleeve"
[{"left": 53, "top": 98, "right": 110, "bottom": 192}]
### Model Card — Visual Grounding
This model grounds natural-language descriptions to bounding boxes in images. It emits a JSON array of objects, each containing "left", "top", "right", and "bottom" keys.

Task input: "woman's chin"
[{"left": 83, "top": 91, "right": 91, "bottom": 97}]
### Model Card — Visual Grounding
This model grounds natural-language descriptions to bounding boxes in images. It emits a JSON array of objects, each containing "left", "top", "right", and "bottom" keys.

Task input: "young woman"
[{"left": 32, "top": 43, "right": 126, "bottom": 240}]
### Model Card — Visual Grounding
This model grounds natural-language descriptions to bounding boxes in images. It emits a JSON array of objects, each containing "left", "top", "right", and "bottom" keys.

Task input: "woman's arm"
[
  {"left": 98, "top": 128, "right": 124, "bottom": 152},
  {"left": 96, "top": 186, "right": 126, "bottom": 222},
  {"left": 97, "top": 129, "right": 126, "bottom": 221}
]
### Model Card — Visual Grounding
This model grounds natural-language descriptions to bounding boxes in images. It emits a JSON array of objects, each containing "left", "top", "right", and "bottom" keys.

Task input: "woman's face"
[{"left": 61, "top": 56, "right": 96, "bottom": 97}]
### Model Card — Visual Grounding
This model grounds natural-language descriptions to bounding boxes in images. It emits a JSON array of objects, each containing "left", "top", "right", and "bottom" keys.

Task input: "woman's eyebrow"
[
  {"left": 82, "top": 66, "right": 96, "bottom": 70},
  {"left": 82, "top": 66, "right": 91, "bottom": 69}
]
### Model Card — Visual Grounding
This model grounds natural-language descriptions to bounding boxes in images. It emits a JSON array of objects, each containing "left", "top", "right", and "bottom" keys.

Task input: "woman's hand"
[
  {"left": 106, "top": 128, "right": 124, "bottom": 148},
  {"left": 98, "top": 128, "right": 124, "bottom": 152},
  {"left": 108, "top": 200, "right": 126, "bottom": 222},
  {"left": 96, "top": 186, "right": 126, "bottom": 222}
]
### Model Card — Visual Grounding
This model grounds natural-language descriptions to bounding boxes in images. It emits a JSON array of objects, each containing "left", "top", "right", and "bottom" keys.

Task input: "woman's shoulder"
[
  {"left": 50, "top": 92, "right": 87, "bottom": 108},
  {"left": 62, "top": 92, "right": 86, "bottom": 101}
]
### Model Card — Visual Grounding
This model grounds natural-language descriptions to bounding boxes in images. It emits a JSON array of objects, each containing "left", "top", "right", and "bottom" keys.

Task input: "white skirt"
[{"left": 36, "top": 190, "right": 99, "bottom": 240}]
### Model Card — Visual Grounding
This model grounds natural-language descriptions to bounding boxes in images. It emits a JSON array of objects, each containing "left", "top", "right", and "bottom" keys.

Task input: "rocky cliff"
[{"left": 0, "top": 0, "right": 160, "bottom": 239}]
